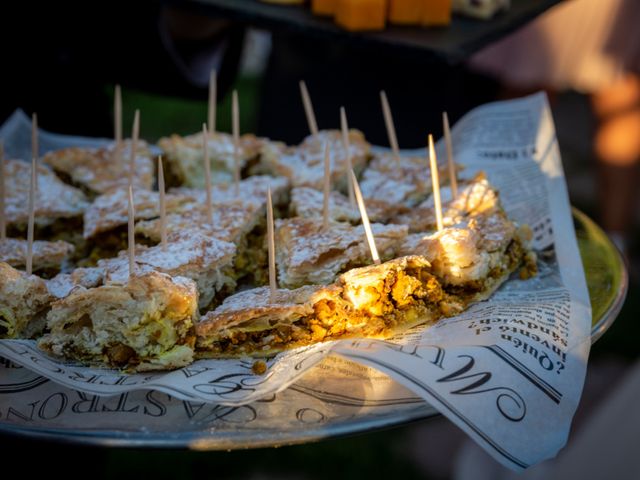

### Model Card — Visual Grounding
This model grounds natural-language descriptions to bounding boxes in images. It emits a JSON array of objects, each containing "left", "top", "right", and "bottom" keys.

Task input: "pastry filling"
[
  {"left": 197, "top": 264, "right": 447, "bottom": 357},
  {"left": 0, "top": 306, "right": 48, "bottom": 339},
  {"left": 81, "top": 226, "right": 155, "bottom": 267},
  {"left": 50, "top": 168, "right": 98, "bottom": 199},
  {"left": 38, "top": 273, "right": 199, "bottom": 371},
  {"left": 443, "top": 237, "right": 529, "bottom": 300},
  {"left": 201, "top": 277, "right": 238, "bottom": 313},
  {"left": 0, "top": 309, "right": 15, "bottom": 338},
  {"left": 56, "top": 314, "right": 195, "bottom": 369},
  {"left": 9, "top": 216, "right": 85, "bottom": 253}
]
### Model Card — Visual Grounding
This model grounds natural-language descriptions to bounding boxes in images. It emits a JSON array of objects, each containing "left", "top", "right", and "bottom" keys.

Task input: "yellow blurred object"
[
  {"left": 389, "top": 0, "right": 423, "bottom": 25},
  {"left": 422, "top": 0, "right": 451, "bottom": 26},
  {"left": 335, "top": 0, "right": 388, "bottom": 31},
  {"left": 312, "top": 0, "right": 338, "bottom": 15}
]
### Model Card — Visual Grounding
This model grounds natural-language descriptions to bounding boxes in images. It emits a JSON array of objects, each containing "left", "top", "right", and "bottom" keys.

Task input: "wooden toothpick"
[
  {"left": 299, "top": 80, "right": 319, "bottom": 136},
  {"left": 429, "top": 134, "right": 444, "bottom": 232},
  {"left": 202, "top": 123, "right": 213, "bottom": 225},
  {"left": 232, "top": 90, "right": 240, "bottom": 196},
  {"left": 31, "top": 113, "right": 38, "bottom": 164},
  {"left": 266, "top": 187, "right": 277, "bottom": 301},
  {"left": 114, "top": 85, "right": 123, "bottom": 167},
  {"left": 0, "top": 141, "right": 5, "bottom": 240},
  {"left": 340, "top": 107, "right": 355, "bottom": 208},
  {"left": 115, "top": 84, "right": 122, "bottom": 147},
  {"left": 208, "top": 70, "right": 217, "bottom": 136},
  {"left": 26, "top": 156, "right": 36, "bottom": 275},
  {"left": 128, "top": 109, "right": 140, "bottom": 187},
  {"left": 157, "top": 156, "right": 167, "bottom": 252},
  {"left": 32, "top": 113, "right": 38, "bottom": 194},
  {"left": 442, "top": 112, "right": 458, "bottom": 200},
  {"left": 380, "top": 91, "right": 400, "bottom": 164},
  {"left": 350, "top": 170, "right": 380, "bottom": 265},
  {"left": 322, "top": 142, "right": 331, "bottom": 229},
  {"left": 127, "top": 184, "right": 136, "bottom": 278}
]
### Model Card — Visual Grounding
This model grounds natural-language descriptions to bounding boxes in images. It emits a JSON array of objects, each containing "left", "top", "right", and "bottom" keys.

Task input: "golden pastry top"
[{"left": 393, "top": 174, "right": 501, "bottom": 232}]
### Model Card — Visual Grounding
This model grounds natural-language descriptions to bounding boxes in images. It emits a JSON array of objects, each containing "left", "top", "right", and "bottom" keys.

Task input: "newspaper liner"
[{"left": 0, "top": 94, "right": 591, "bottom": 470}]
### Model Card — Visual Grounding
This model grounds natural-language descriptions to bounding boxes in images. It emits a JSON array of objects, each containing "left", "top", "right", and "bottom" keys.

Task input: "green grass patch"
[{"left": 107, "top": 76, "right": 261, "bottom": 143}]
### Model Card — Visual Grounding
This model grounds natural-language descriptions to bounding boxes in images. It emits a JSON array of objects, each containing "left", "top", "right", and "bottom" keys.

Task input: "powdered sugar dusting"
[
  {"left": 198, "top": 283, "right": 332, "bottom": 333},
  {"left": 260, "top": 130, "right": 370, "bottom": 189},
  {"left": 290, "top": 186, "right": 360, "bottom": 223},
  {"left": 360, "top": 168, "right": 427, "bottom": 205},
  {"left": 393, "top": 176, "right": 501, "bottom": 232},
  {"left": 99, "top": 230, "right": 236, "bottom": 282},
  {"left": 0, "top": 238, "right": 74, "bottom": 269},
  {"left": 213, "top": 285, "right": 319, "bottom": 313},
  {"left": 170, "top": 175, "right": 289, "bottom": 210},
  {"left": 135, "top": 202, "right": 262, "bottom": 243},
  {"left": 83, "top": 188, "right": 193, "bottom": 238},
  {"left": 4, "top": 159, "right": 89, "bottom": 225},
  {"left": 160, "top": 131, "right": 263, "bottom": 167},
  {"left": 279, "top": 219, "right": 407, "bottom": 269},
  {"left": 358, "top": 152, "right": 459, "bottom": 211},
  {"left": 46, "top": 267, "right": 105, "bottom": 299},
  {"left": 42, "top": 140, "right": 154, "bottom": 194}
]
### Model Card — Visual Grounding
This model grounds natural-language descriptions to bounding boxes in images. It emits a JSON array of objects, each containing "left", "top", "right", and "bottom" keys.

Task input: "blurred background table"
[{"left": 176, "top": 0, "right": 562, "bottom": 63}]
